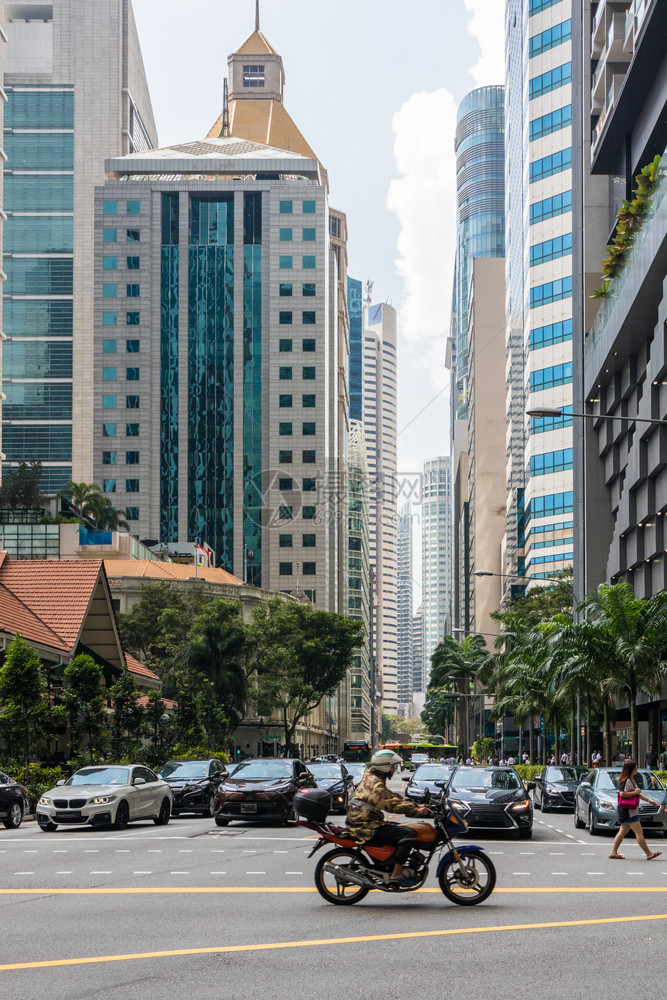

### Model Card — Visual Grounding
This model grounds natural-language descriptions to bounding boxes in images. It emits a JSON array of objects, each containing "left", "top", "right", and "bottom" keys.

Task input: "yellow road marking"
[
  {"left": 2, "top": 885, "right": 667, "bottom": 895},
  {"left": 2, "top": 912, "right": 667, "bottom": 972}
]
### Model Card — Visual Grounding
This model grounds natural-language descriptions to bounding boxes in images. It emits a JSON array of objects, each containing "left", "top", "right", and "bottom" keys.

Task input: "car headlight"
[
  {"left": 449, "top": 799, "right": 470, "bottom": 813},
  {"left": 597, "top": 798, "right": 616, "bottom": 811},
  {"left": 546, "top": 786, "right": 561, "bottom": 796},
  {"left": 90, "top": 794, "right": 117, "bottom": 805},
  {"left": 510, "top": 799, "right": 531, "bottom": 811},
  {"left": 39, "top": 796, "right": 52, "bottom": 806}
]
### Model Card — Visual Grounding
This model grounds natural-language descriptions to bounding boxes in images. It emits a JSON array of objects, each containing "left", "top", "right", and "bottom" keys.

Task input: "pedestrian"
[
  {"left": 439, "top": 756, "right": 445, "bottom": 764},
  {"left": 561, "top": 752, "right": 568, "bottom": 765},
  {"left": 644, "top": 745, "right": 659, "bottom": 770},
  {"left": 609, "top": 759, "right": 662, "bottom": 861},
  {"left": 507, "top": 755, "right": 515, "bottom": 766}
]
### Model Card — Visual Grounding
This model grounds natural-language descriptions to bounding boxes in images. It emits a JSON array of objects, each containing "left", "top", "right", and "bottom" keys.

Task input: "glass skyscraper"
[{"left": 347, "top": 277, "right": 363, "bottom": 422}]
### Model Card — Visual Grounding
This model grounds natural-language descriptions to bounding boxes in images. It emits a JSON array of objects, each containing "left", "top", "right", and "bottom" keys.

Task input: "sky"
[{"left": 132, "top": 0, "right": 505, "bottom": 482}]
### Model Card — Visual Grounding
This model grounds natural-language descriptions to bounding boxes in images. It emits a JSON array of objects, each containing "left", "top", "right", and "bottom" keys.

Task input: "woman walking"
[{"left": 609, "top": 759, "right": 662, "bottom": 861}]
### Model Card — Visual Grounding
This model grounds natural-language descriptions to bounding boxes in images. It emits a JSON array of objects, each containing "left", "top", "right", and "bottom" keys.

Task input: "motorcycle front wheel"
[
  {"left": 438, "top": 849, "right": 496, "bottom": 906},
  {"left": 314, "top": 847, "right": 371, "bottom": 905}
]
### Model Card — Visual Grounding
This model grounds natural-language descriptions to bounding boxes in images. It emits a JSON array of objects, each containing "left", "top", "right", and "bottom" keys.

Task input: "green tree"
[
  {"left": 56, "top": 481, "right": 104, "bottom": 521},
  {"left": 63, "top": 654, "right": 108, "bottom": 762},
  {"left": 503, "top": 568, "right": 574, "bottom": 625},
  {"left": 424, "top": 634, "right": 487, "bottom": 752},
  {"left": 381, "top": 712, "right": 403, "bottom": 741},
  {"left": 251, "top": 599, "right": 364, "bottom": 756},
  {"left": 0, "top": 461, "right": 45, "bottom": 512},
  {"left": 109, "top": 669, "right": 145, "bottom": 759},
  {"left": 471, "top": 737, "right": 496, "bottom": 761},
  {"left": 119, "top": 582, "right": 212, "bottom": 671},
  {"left": 0, "top": 635, "right": 50, "bottom": 763}
]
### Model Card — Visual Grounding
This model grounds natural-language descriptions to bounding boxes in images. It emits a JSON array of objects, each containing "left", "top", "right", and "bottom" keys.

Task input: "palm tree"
[
  {"left": 426, "top": 634, "right": 487, "bottom": 753},
  {"left": 57, "top": 481, "right": 104, "bottom": 521}
]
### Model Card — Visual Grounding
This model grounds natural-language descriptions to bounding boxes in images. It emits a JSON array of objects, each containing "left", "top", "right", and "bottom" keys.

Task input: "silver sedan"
[{"left": 574, "top": 767, "right": 667, "bottom": 836}]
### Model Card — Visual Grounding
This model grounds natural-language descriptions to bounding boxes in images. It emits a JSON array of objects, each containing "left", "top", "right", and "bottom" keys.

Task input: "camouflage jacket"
[{"left": 346, "top": 769, "right": 421, "bottom": 842}]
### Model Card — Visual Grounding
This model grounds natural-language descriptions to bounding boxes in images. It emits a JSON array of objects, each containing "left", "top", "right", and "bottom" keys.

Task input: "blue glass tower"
[
  {"left": 453, "top": 86, "right": 505, "bottom": 420},
  {"left": 347, "top": 277, "right": 363, "bottom": 422}
]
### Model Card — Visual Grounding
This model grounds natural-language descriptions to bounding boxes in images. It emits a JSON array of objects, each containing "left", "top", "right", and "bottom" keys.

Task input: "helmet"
[{"left": 370, "top": 749, "right": 403, "bottom": 773}]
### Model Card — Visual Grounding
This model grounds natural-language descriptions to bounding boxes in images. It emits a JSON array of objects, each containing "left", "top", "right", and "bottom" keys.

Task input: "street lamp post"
[{"left": 526, "top": 406, "right": 667, "bottom": 427}]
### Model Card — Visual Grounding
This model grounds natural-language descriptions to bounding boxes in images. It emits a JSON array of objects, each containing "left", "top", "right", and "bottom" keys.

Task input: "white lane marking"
[
  {"left": 273, "top": 850, "right": 288, "bottom": 853},
  {"left": 115, "top": 850, "right": 130, "bottom": 853},
  {"left": 133, "top": 871, "right": 152, "bottom": 875},
  {"left": 210, "top": 871, "right": 227, "bottom": 874},
  {"left": 555, "top": 829, "right": 564, "bottom": 834},
  {"left": 549, "top": 852, "right": 565, "bottom": 855},
  {"left": 285, "top": 871, "right": 303, "bottom": 874},
  {"left": 55, "top": 871, "right": 72, "bottom": 874},
  {"left": 147, "top": 850, "right": 162, "bottom": 853},
  {"left": 211, "top": 850, "right": 225, "bottom": 853},
  {"left": 14, "top": 871, "right": 33, "bottom": 875},
  {"left": 246, "top": 871, "right": 267, "bottom": 874},
  {"left": 90, "top": 871, "right": 112, "bottom": 874},
  {"left": 84, "top": 850, "right": 99, "bottom": 854},
  {"left": 587, "top": 872, "right": 605, "bottom": 875},
  {"left": 627, "top": 871, "right": 644, "bottom": 875},
  {"left": 581, "top": 852, "right": 596, "bottom": 855},
  {"left": 23, "top": 850, "right": 38, "bottom": 853},
  {"left": 520, "top": 852, "right": 535, "bottom": 855},
  {"left": 551, "top": 872, "right": 568, "bottom": 875},
  {"left": 242, "top": 850, "right": 257, "bottom": 854},
  {"left": 488, "top": 852, "right": 504, "bottom": 855},
  {"left": 512, "top": 871, "right": 531, "bottom": 875}
]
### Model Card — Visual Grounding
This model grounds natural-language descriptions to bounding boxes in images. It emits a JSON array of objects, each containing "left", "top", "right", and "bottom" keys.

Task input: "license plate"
[
  {"left": 55, "top": 811, "right": 82, "bottom": 821},
  {"left": 240, "top": 803, "right": 257, "bottom": 814}
]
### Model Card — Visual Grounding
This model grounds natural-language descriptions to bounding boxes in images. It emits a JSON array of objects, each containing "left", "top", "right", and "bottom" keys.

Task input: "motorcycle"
[{"left": 295, "top": 785, "right": 496, "bottom": 906}]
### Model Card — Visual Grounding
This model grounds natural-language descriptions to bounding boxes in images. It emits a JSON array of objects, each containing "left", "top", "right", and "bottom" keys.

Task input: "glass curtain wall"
[
  {"left": 243, "top": 191, "right": 262, "bottom": 586},
  {"left": 160, "top": 192, "right": 179, "bottom": 541}
]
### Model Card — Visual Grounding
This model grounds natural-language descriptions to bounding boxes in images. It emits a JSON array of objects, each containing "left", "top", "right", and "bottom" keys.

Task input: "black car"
[
  {"left": 404, "top": 763, "right": 456, "bottom": 803},
  {"left": 158, "top": 759, "right": 228, "bottom": 818},
  {"left": 533, "top": 765, "right": 587, "bottom": 812},
  {"left": 307, "top": 762, "right": 354, "bottom": 813},
  {"left": 213, "top": 758, "right": 317, "bottom": 825},
  {"left": 0, "top": 770, "right": 29, "bottom": 829},
  {"left": 445, "top": 766, "right": 533, "bottom": 839}
]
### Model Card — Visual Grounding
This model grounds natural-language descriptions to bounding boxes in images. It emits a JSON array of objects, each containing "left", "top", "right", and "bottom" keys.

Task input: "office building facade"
[
  {"left": 421, "top": 457, "right": 452, "bottom": 685},
  {"left": 396, "top": 501, "right": 414, "bottom": 711},
  {"left": 2, "top": 0, "right": 156, "bottom": 491},
  {"left": 347, "top": 418, "right": 372, "bottom": 740}
]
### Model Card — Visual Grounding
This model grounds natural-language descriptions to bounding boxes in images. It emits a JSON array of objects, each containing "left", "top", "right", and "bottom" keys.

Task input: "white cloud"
[
  {"left": 386, "top": 88, "right": 458, "bottom": 388},
  {"left": 464, "top": 0, "right": 506, "bottom": 87}
]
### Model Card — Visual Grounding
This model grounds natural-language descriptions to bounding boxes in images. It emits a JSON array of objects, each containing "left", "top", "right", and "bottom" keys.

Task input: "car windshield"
[
  {"left": 159, "top": 762, "right": 209, "bottom": 779},
  {"left": 545, "top": 767, "right": 581, "bottom": 782},
  {"left": 67, "top": 767, "right": 130, "bottom": 786},
  {"left": 450, "top": 768, "right": 523, "bottom": 792},
  {"left": 413, "top": 765, "right": 452, "bottom": 779},
  {"left": 411, "top": 755, "right": 429, "bottom": 763},
  {"left": 231, "top": 762, "right": 293, "bottom": 779},
  {"left": 599, "top": 771, "right": 665, "bottom": 791},
  {"left": 345, "top": 764, "right": 366, "bottom": 777},
  {"left": 308, "top": 764, "right": 341, "bottom": 779}
]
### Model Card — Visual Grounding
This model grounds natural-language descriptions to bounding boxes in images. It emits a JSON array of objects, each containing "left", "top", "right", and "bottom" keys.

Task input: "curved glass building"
[{"left": 453, "top": 86, "right": 505, "bottom": 420}]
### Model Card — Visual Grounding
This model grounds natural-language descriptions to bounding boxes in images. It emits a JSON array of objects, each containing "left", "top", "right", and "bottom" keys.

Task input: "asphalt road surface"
[{"left": 2, "top": 805, "right": 666, "bottom": 998}]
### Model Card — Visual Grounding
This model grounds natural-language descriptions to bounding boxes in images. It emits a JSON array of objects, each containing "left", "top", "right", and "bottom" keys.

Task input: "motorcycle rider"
[{"left": 346, "top": 749, "right": 432, "bottom": 889}]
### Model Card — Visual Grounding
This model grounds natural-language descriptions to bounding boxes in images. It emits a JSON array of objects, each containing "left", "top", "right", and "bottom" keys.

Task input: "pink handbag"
[{"left": 617, "top": 792, "right": 640, "bottom": 809}]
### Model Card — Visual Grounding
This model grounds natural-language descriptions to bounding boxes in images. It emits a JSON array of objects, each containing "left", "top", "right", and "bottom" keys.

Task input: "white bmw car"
[{"left": 37, "top": 764, "right": 172, "bottom": 832}]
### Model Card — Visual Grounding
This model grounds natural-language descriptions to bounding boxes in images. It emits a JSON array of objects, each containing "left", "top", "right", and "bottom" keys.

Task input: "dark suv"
[
  {"left": 158, "top": 759, "right": 228, "bottom": 818},
  {"left": 213, "top": 758, "right": 316, "bottom": 825}
]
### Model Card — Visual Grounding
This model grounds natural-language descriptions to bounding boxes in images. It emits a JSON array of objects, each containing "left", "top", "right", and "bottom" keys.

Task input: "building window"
[
  {"left": 279, "top": 562, "right": 293, "bottom": 575},
  {"left": 104, "top": 256, "right": 117, "bottom": 270},
  {"left": 302, "top": 256, "right": 316, "bottom": 269},
  {"left": 529, "top": 362, "right": 573, "bottom": 392},
  {"left": 302, "top": 366, "right": 315, "bottom": 380},
  {"left": 279, "top": 283, "right": 293, "bottom": 296},
  {"left": 279, "top": 255, "right": 293, "bottom": 269},
  {"left": 530, "top": 276, "right": 572, "bottom": 308},
  {"left": 530, "top": 449, "right": 573, "bottom": 476},
  {"left": 530, "top": 190, "right": 572, "bottom": 225},
  {"left": 303, "top": 562, "right": 316, "bottom": 575},
  {"left": 302, "top": 283, "right": 316, "bottom": 296},
  {"left": 103, "top": 284, "right": 117, "bottom": 298},
  {"left": 279, "top": 339, "right": 293, "bottom": 352},
  {"left": 279, "top": 422, "right": 292, "bottom": 435},
  {"left": 279, "top": 534, "right": 293, "bottom": 547},
  {"left": 302, "top": 338, "right": 316, "bottom": 352},
  {"left": 126, "top": 450, "right": 140, "bottom": 465},
  {"left": 103, "top": 340, "right": 117, "bottom": 354},
  {"left": 279, "top": 394, "right": 293, "bottom": 408},
  {"left": 126, "top": 395, "right": 140, "bottom": 409},
  {"left": 279, "top": 311, "right": 293, "bottom": 324},
  {"left": 529, "top": 319, "right": 573, "bottom": 350},
  {"left": 302, "top": 200, "right": 316, "bottom": 214},
  {"left": 280, "top": 200, "right": 293, "bottom": 214},
  {"left": 127, "top": 256, "right": 140, "bottom": 269},
  {"left": 243, "top": 64, "right": 265, "bottom": 87},
  {"left": 302, "top": 311, "right": 316, "bottom": 324},
  {"left": 302, "top": 228, "right": 316, "bottom": 242},
  {"left": 126, "top": 283, "right": 140, "bottom": 297},
  {"left": 530, "top": 148, "right": 572, "bottom": 183},
  {"left": 302, "top": 394, "right": 316, "bottom": 407},
  {"left": 529, "top": 105, "right": 572, "bottom": 142},
  {"left": 529, "top": 0, "right": 561, "bottom": 12},
  {"left": 280, "top": 228, "right": 293, "bottom": 242},
  {"left": 303, "top": 506, "right": 316, "bottom": 520},
  {"left": 103, "top": 367, "right": 117, "bottom": 381},
  {"left": 103, "top": 201, "right": 117, "bottom": 215},
  {"left": 127, "top": 200, "right": 140, "bottom": 215},
  {"left": 529, "top": 18, "right": 572, "bottom": 58},
  {"left": 302, "top": 477, "right": 316, "bottom": 491},
  {"left": 530, "top": 233, "right": 572, "bottom": 267},
  {"left": 529, "top": 62, "right": 572, "bottom": 100},
  {"left": 126, "top": 339, "right": 140, "bottom": 353},
  {"left": 303, "top": 533, "right": 316, "bottom": 547},
  {"left": 530, "top": 405, "right": 573, "bottom": 434},
  {"left": 302, "top": 421, "right": 316, "bottom": 435},
  {"left": 126, "top": 229, "right": 140, "bottom": 242},
  {"left": 126, "top": 311, "right": 140, "bottom": 325},
  {"left": 126, "top": 478, "right": 140, "bottom": 492},
  {"left": 103, "top": 479, "right": 116, "bottom": 493},
  {"left": 126, "top": 423, "right": 139, "bottom": 436},
  {"left": 125, "top": 506, "right": 139, "bottom": 521},
  {"left": 279, "top": 450, "right": 293, "bottom": 464},
  {"left": 126, "top": 367, "right": 140, "bottom": 380},
  {"left": 103, "top": 395, "right": 117, "bottom": 409},
  {"left": 102, "top": 423, "right": 116, "bottom": 437},
  {"left": 302, "top": 450, "right": 316, "bottom": 463},
  {"left": 103, "top": 228, "right": 117, "bottom": 242},
  {"left": 279, "top": 477, "right": 293, "bottom": 491},
  {"left": 102, "top": 451, "right": 116, "bottom": 465},
  {"left": 279, "top": 505, "right": 293, "bottom": 520},
  {"left": 103, "top": 312, "right": 117, "bottom": 326},
  {"left": 279, "top": 366, "right": 293, "bottom": 380}
]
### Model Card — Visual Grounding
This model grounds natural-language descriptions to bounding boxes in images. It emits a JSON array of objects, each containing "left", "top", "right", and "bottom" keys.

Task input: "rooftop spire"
[{"left": 255, "top": 0, "right": 260, "bottom": 31}]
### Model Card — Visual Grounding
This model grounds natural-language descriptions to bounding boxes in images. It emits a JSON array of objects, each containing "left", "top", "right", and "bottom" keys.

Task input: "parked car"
[
  {"left": 344, "top": 762, "right": 367, "bottom": 787},
  {"left": 213, "top": 758, "right": 317, "bottom": 826},
  {"left": 574, "top": 767, "right": 667, "bottom": 836},
  {"left": 158, "top": 759, "right": 228, "bottom": 818},
  {"left": 445, "top": 766, "right": 534, "bottom": 839},
  {"left": 404, "top": 762, "right": 456, "bottom": 803},
  {"left": 307, "top": 762, "right": 354, "bottom": 813},
  {"left": 533, "top": 765, "right": 587, "bottom": 812},
  {"left": 0, "top": 770, "right": 29, "bottom": 829},
  {"left": 36, "top": 764, "right": 172, "bottom": 832}
]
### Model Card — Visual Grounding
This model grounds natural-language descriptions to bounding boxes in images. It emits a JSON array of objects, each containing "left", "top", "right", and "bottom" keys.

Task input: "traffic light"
[{"left": 236, "top": 747, "right": 242, "bottom": 756}]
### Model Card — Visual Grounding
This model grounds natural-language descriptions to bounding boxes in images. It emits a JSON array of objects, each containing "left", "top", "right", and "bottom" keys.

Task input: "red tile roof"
[
  {"left": 103, "top": 559, "right": 243, "bottom": 586},
  {"left": 125, "top": 652, "right": 160, "bottom": 682},
  {"left": 136, "top": 694, "right": 177, "bottom": 710},
  {"left": 0, "top": 582, "right": 69, "bottom": 652}
]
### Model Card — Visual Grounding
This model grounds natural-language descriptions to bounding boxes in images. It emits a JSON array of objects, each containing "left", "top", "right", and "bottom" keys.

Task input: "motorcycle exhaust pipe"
[{"left": 323, "top": 862, "right": 370, "bottom": 888}]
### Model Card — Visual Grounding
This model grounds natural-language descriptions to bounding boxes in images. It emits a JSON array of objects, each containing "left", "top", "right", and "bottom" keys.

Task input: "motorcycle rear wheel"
[
  {"left": 438, "top": 849, "right": 496, "bottom": 906},
  {"left": 314, "top": 847, "right": 371, "bottom": 905}
]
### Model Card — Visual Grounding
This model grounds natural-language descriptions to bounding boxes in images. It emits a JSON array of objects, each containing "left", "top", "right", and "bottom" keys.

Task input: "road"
[{"left": 1, "top": 807, "right": 666, "bottom": 998}]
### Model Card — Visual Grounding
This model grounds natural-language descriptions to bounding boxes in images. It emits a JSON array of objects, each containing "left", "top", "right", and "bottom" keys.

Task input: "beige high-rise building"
[{"left": 362, "top": 299, "right": 398, "bottom": 712}]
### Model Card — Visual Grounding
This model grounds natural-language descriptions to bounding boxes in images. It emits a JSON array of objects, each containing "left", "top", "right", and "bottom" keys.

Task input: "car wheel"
[
  {"left": 518, "top": 827, "right": 533, "bottom": 840},
  {"left": 214, "top": 814, "right": 230, "bottom": 827},
  {"left": 153, "top": 798, "right": 170, "bottom": 826},
  {"left": 201, "top": 795, "right": 215, "bottom": 819},
  {"left": 114, "top": 800, "right": 130, "bottom": 829},
  {"left": 39, "top": 821, "right": 58, "bottom": 832},
  {"left": 588, "top": 807, "right": 600, "bottom": 836},
  {"left": 533, "top": 794, "right": 541, "bottom": 811},
  {"left": 2, "top": 801, "right": 23, "bottom": 829},
  {"left": 574, "top": 803, "right": 586, "bottom": 829}
]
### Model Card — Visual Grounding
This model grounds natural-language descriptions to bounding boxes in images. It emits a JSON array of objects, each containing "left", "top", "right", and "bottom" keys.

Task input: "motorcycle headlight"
[
  {"left": 39, "top": 796, "right": 52, "bottom": 806},
  {"left": 91, "top": 794, "right": 117, "bottom": 805}
]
